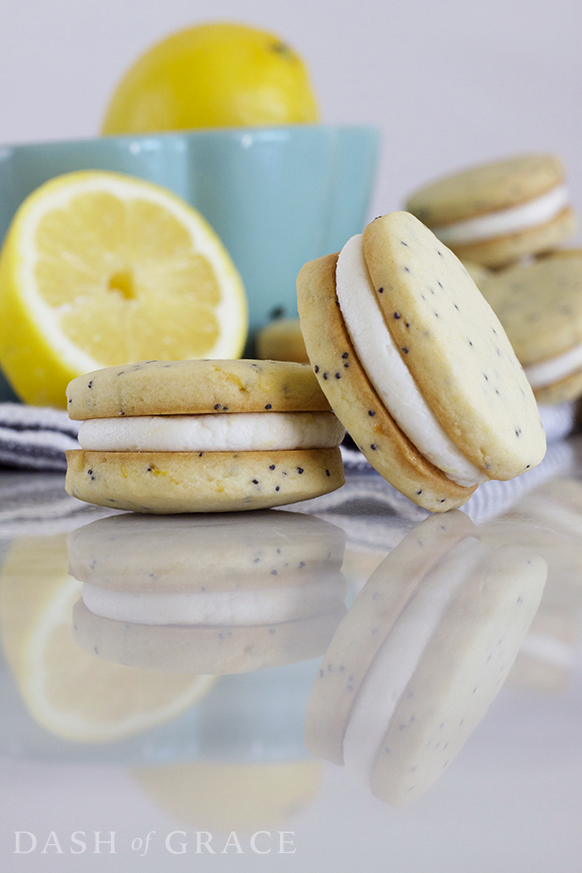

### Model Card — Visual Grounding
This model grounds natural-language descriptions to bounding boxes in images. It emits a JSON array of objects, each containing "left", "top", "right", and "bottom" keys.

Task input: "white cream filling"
[
  {"left": 342, "top": 538, "right": 486, "bottom": 783},
  {"left": 336, "top": 235, "right": 487, "bottom": 487},
  {"left": 524, "top": 341, "right": 582, "bottom": 389},
  {"left": 81, "top": 574, "right": 346, "bottom": 626},
  {"left": 78, "top": 411, "right": 345, "bottom": 452},
  {"left": 433, "top": 184, "right": 569, "bottom": 245}
]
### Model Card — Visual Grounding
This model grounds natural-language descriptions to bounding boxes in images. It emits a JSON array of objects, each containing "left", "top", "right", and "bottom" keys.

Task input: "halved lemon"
[
  {"left": 0, "top": 535, "right": 215, "bottom": 743},
  {"left": 0, "top": 171, "right": 248, "bottom": 407}
]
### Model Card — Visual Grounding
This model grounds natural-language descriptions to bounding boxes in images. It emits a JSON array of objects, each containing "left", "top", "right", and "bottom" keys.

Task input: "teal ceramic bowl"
[{"left": 0, "top": 124, "right": 380, "bottom": 401}]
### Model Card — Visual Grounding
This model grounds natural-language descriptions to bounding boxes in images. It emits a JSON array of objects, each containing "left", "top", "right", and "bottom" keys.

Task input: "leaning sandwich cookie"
[
  {"left": 480, "top": 252, "right": 582, "bottom": 405},
  {"left": 405, "top": 154, "right": 576, "bottom": 267},
  {"left": 304, "top": 512, "right": 547, "bottom": 807},
  {"left": 65, "top": 359, "right": 345, "bottom": 513},
  {"left": 297, "top": 212, "right": 546, "bottom": 512}
]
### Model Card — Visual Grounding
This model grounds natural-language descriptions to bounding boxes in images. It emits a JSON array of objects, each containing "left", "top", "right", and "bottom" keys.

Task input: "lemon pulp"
[{"left": 0, "top": 171, "right": 248, "bottom": 407}]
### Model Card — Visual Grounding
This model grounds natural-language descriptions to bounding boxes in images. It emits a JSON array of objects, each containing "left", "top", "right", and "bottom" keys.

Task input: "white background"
[{"left": 1, "top": 0, "right": 580, "bottom": 226}]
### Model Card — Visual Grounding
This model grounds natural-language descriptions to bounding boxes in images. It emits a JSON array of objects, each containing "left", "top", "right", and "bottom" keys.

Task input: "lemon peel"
[{"left": 102, "top": 21, "right": 319, "bottom": 134}]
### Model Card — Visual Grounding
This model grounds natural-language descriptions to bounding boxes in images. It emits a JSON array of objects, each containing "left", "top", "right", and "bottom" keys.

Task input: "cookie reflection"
[
  {"left": 481, "top": 474, "right": 582, "bottom": 693},
  {"left": 305, "top": 511, "right": 547, "bottom": 807},
  {"left": 69, "top": 510, "right": 347, "bottom": 674}
]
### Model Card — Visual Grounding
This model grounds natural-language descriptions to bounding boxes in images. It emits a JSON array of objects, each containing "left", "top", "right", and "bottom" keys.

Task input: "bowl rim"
[{"left": 0, "top": 123, "right": 381, "bottom": 154}]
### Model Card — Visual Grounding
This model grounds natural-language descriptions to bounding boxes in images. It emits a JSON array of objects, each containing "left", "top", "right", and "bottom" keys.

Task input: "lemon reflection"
[
  {"left": 0, "top": 535, "right": 214, "bottom": 744},
  {"left": 132, "top": 760, "right": 322, "bottom": 834}
]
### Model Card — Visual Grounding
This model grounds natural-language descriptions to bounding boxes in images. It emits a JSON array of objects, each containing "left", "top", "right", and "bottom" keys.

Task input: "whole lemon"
[{"left": 102, "top": 22, "right": 320, "bottom": 134}]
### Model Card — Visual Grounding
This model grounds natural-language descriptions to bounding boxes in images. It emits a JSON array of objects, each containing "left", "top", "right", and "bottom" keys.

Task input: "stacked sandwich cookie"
[
  {"left": 297, "top": 211, "right": 546, "bottom": 512},
  {"left": 65, "top": 359, "right": 345, "bottom": 513},
  {"left": 405, "top": 154, "right": 576, "bottom": 267}
]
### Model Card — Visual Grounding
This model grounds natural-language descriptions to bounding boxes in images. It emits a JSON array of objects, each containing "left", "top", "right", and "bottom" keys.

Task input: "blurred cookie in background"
[
  {"left": 459, "top": 260, "right": 493, "bottom": 287},
  {"left": 256, "top": 318, "right": 309, "bottom": 364},
  {"left": 406, "top": 154, "right": 576, "bottom": 268},
  {"left": 480, "top": 252, "right": 582, "bottom": 405}
]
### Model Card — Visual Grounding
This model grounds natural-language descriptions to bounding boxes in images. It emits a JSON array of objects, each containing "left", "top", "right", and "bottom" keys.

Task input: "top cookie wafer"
[
  {"left": 67, "top": 358, "right": 331, "bottom": 419},
  {"left": 362, "top": 213, "right": 546, "bottom": 479},
  {"left": 406, "top": 154, "right": 567, "bottom": 226}
]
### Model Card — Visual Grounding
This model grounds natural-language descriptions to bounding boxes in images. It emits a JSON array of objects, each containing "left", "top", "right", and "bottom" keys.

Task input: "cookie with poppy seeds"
[
  {"left": 479, "top": 251, "right": 582, "bottom": 405},
  {"left": 405, "top": 154, "right": 576, "bottom": 268},
  {"left": 297, "top": 211, "right": 546, "bottom": 512},
  {"left": 65, "top": 359, "right": 345, "bottom": 513}
]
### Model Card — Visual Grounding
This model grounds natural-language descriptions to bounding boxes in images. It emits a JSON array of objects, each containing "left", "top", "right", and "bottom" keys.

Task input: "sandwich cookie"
[
  {"left": 65, "top": 359, "right": 345, "bottom": 513},
  {"left": 405, "top": 154, "right": 576, "bottom": 267},
  {"left": 69, "top": 510, "right": 348, "bottom": 674},
  {"left": 304, "top": 511, "right": 547, "bottom": 806},
  {"left": 480, "top": 253, "right": 582, "bottom": 404},
  {"left": 297, "top": 211, "right": 546, "bottom": 512}
]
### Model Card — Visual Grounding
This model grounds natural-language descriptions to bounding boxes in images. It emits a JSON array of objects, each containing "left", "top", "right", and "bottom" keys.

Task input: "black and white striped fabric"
[
  {"left": 537, "top": 402, "right": 578, "bottom": 444},
  {"left": 0, "top": 404, "right": 80, "bottom": 471},
  {"left": 0, "top": 398, "right": 578, "bottom": 538},
  {"left": 0, "top": 471, "right": 118, "bottom": 540},
  {"left": 309, "top": 421, "right": 578, "bottom": 527}
]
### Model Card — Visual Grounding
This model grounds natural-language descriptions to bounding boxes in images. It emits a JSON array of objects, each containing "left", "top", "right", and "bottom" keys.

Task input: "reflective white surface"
[{"left": 1, "top": 440, "right": 582, "bottom": 870}]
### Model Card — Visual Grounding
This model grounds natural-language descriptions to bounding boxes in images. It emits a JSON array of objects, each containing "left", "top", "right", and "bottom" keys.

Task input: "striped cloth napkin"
[
  {"left": 0, "top": 401, "right": 578, "bottom": 541},
  {"left": 302, "top": 403, "right": 579, "bottom": 526},
  {"left": 0, "top": 403, "right": 80, "bottom": 471}
]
